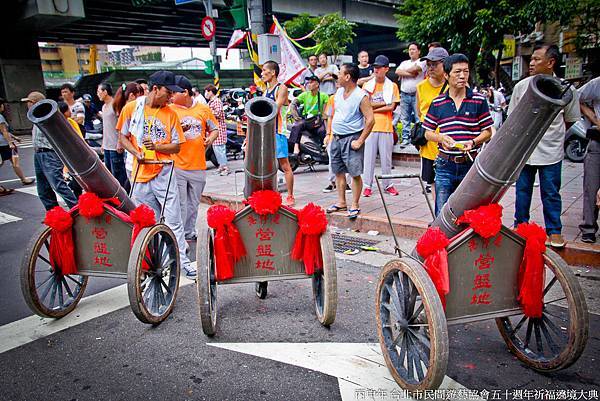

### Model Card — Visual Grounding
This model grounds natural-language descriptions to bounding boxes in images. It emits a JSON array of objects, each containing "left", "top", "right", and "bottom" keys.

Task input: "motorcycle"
[
  {"left": 564, "top": 120, "right": 589, "bottom": 163},
  {"left": 283, "top": 119, "right": 329, "bottom": 172}
]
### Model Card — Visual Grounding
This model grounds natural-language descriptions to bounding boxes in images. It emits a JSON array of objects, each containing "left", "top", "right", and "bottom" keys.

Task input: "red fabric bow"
[
  {"left": 207, "top": 205, "right": 247, "bottom": 281},
  {"left": 130, "top": 204, "right": 156, "bottom": 271},
  {"left": 456, "top": 204, "right": 503, "bottom": 239},
  {"left": 245, "top": 190, "right": 282, "bottom": 215},
  {"left": 43, "top": 206, "right": 78, "bottom": 275},
  {"left": 291, "top": 203, "right": 328, "bottom": 275},
  {"left": 77, "top": 192, "right": 122, "bottom": 220},
  {"left": 416, "top": 227, "right": 450, "bottom": 307},
  {"left": 515, "top": 223, "right": 546, "bottom": 318}
]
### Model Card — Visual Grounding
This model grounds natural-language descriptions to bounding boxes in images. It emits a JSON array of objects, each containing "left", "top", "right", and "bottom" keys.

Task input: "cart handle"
[{"left": 376, "top": 173, "right": 420, "bottom": 180}]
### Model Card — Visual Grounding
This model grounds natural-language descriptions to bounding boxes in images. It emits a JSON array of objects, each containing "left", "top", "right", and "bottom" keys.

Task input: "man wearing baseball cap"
[
  {"left": 22, "top": 91, "right": 79, "bottom": 210},
  {"left": 415, "top": 46, "right": 449, "bottom": 196},
  {"left": 117, "top": 70, "right": 197, "bottom": 278},
  {"left": 288, "top": 75, "right": 329, "bottom": 155},
  {"left": 362, "top": 55, "right": 401, "bottom": 197}
]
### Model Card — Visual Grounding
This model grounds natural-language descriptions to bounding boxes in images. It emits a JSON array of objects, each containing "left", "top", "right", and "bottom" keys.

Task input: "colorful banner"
[
  {"left": 272, "top": 16, "right": 307, "bottom": 86},
  {"left": 226, "top": 29, "right": 249, "bottom": 59}
]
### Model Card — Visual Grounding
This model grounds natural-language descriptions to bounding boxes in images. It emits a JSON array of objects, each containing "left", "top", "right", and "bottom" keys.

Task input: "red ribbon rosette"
[
  {"left": 130, "top": 204, "right": 156, "bottom": 271},
  {"left": 416, "top": 227, "right": 450, "bottom": 308},
  {"left": 291, "top": 203, "right": 328, "bottom": 275},
  {"left": 515, "top": 223, "right": 546, "bottom": 318},
  {"left": 246, "top": 190, "right": 282, "bottom": 215},
  {"left": 456, "top": 204, "right": 503, "bottom": 239},
  {"left": 43, "top": 206, "right": 78, "bottom": 275},
  {"left": 207, "top": 204, "right": 247, "bottom": 281}
]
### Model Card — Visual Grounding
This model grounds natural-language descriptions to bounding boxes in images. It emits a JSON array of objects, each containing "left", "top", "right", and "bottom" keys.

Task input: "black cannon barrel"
[
  {"left": 243, "top": 97, "right": 279, "bottom": 198},
  {"left": 429, "top": 75, "right": 573, "bottom": 239},
  {"left": 27, "top": 99, "right": 136, "bottom": 213}
]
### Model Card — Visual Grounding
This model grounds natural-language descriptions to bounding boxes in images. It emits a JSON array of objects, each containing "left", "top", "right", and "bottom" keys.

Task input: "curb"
[{"left": 201, "top": 192, "right": 600, "bottom": 269}]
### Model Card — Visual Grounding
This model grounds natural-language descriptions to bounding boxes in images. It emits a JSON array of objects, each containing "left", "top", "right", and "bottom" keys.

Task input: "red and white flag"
[
  {"left": 226, "top": 29, "right": 248, "bottom": 59},
  {"left": 272, "top": 17, "right": 306, "bottom": 86}
]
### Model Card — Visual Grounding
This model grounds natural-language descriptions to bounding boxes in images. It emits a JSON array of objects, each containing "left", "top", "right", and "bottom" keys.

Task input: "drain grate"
[{"left": 331, "top": 233, "right": 380, "bottom": 253}]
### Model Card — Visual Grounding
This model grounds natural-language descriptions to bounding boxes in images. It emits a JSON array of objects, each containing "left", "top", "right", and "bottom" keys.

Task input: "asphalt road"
[{"left": 1, "top": 140, "right": 599, "bottom": 401}]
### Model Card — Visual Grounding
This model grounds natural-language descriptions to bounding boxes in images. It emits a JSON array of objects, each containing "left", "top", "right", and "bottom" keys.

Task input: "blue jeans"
[
  {"left": 515, "top": 162, "right": 562, "bottom": 235},
  {"left": 399, "top": 91, "right": 418, "bottom": 141},
  {"left": 104, "top": 149, "right": 129, "bottom": 190},
  {"left": 213, "top": 144, "right": 227, "bottom": 167},
  {"left": 434, "top": 157, "right": 473, "bottom": 216},
  {"left": 34, "top": 150, "right": 78, "bottom": 211}
]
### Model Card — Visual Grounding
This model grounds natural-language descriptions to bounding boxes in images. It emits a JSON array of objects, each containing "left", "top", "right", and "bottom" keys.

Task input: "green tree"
[{"left": 396, "top": 0, "right": 577, "bottom": 84}]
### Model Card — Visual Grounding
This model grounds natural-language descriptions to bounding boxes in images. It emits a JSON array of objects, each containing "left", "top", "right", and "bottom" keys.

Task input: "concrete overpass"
[{"left": 2, "top": 0, "right": 402, "bottom": 131}]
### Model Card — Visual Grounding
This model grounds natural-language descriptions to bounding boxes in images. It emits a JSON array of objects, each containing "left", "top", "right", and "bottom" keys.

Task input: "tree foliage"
[{"left": 283, "top": 13, "right": 356, "bottom": 58}]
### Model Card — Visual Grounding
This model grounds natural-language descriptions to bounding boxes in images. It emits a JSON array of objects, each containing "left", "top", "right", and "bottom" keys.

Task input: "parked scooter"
[
  {"left": 284, "top": 124, "right": 329, "bottom": 172},
  {"left": 564, "top": 120, "right": 589, "bottom": 163}
]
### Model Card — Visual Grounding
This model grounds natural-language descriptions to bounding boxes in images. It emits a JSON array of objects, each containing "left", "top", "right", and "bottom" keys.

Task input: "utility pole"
[
  {"left": 248, "top": 0, "right": 265, "bottom": 35},
  {"left": 202, "top": 0, "right": 220, "bottom": 88}
]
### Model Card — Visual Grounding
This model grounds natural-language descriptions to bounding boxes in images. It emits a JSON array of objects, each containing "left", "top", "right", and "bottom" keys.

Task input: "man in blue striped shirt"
[{"left": 423, "top": 53, "right": 493, "bottom": 216}]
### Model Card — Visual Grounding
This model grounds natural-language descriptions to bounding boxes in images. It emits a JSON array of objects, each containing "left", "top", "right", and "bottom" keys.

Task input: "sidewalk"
[{"left": 203, "top": 154, "right": 599, "bottom": 267}]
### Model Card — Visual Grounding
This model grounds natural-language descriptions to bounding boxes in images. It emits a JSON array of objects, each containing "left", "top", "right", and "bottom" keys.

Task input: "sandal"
[
  {"left": 326, "top": 204, "right": 347, "bottom": 214},
  {"left": 347, "top": 208, "right": 360, "bottom": 220},
  {"left": 21, "top": 178, "right": 35, "bottom": 185},
  {"left": 0, "top": 186, "right": 15, "bottom": 196}
]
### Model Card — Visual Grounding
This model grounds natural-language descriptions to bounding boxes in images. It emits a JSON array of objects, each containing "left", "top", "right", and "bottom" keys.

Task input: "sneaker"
[
  {"left": 285, "top": 195, "right": 295, "bottom": 207},
  {"left": 182, "top": 264, "right": 197, "bottom": 279},
  {"left": 423, "top": 185, "right": 432, "bottom": 194},
  {"left": 549, "top": 234, "right": 566, "bottom": 248},
  {"left": 345, "top": 184, "right": 352, "bottom": 192},
  {"left": 385, "top": 186, "right": 399, "bottom": 196},
  {"left": 185, "top": 233, "right": 197, "bottom": 241},
  {"left": 322, "top": 183, "right": 336, "bottom": 193},
  {"left": 363, "top": 188, "right": 372, "bottom": 197},
  {"left": 219, "top": 168, "right": 230, "bottom": 176},
  {"left": 581, "top": 233, "right": 596, "bottom": 243}
]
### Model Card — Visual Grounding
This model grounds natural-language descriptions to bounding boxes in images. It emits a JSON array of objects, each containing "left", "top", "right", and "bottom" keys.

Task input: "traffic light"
[
  {"left": 223, "top": 0, "right": 249, "bottom": 30},
  {"left": 204, "top": 59, "right": 214, "bottom": 75}
]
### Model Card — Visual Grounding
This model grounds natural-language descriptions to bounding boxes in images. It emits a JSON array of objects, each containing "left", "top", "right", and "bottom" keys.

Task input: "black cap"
[
  {"left": 174, "top": 75, "right": 193, "bottom": 94},
  {"left": 149, "top": 70, "right": 183, "bottom": 92},
  {"left": 304, "top": 74, "right": 320, "bottom": 83},
  {"left": 373, "top": 55, "right": 390, "bottom": 67}
]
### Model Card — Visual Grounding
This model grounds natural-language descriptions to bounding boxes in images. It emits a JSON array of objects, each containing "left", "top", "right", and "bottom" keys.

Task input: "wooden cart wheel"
[
  {"left": 255, "top": 282, "right": 268, "bottom": 299},
  {"left": 376, "top": 259, "right": 449, "bottom": 391},
  {"left": 496, "top": 249, "right": 589, "bottom": 372},
  {"left": 127, "top": 224, "right": 180, "bottom": 325},
  {"left": 197, "top": 226, "right": 218, "bottom": 336},
  {"left": 312, "top": 230, "right": 337, "bottom": 326},
  {"left": 20, "top": 227, "right": 88, "bottom": 319}
]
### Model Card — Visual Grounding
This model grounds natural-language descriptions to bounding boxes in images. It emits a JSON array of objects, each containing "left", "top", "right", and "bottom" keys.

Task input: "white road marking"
[
  {"left": 14, "top": 186, "right": 38, "bottom": 196},
  {"left": 209, "top": 342, "right": 469, "bottom": 401},
  {"left": 0, "top": 211, "right": 22, "bottom": 225},
  {"left": 0, "top": 264, "right": 196, "bottom": 354}
]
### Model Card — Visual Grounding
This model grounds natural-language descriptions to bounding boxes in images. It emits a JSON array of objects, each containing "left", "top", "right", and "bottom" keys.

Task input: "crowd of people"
[{"left": 2, "top": 40, "right": 598, "bottom": 275}]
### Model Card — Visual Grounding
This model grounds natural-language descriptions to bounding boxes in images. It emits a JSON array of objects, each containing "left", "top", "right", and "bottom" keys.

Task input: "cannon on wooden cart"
[
  {"left": 196, "top": 97, "right": 337, "bottom": 336},
  {"left": 20, "top": 100, "right": 181, "bottom": 325},
  {"left": 373, "top": 76, "right": 589, "bottom": 390}
]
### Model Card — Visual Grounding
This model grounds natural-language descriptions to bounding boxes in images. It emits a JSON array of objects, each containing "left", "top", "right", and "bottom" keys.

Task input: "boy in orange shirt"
[
  {"left": 170, "top": 75, "right": 219, "bottom": 240},
  {"left": 117, "top": 70, "right": 195, "bottom": 278}
]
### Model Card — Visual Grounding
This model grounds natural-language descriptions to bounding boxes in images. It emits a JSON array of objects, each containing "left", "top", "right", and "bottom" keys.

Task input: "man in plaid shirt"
[{"left": 204, "top": 84, "right": 229, "bottom": 175}]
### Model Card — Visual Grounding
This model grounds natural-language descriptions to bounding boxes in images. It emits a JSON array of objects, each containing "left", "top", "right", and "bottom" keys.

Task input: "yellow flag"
[{"left": 89, "top": 45, "right": 97, "bottom": 74}]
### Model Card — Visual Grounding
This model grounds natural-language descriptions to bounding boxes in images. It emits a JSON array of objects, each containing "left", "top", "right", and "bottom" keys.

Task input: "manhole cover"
[{"left": 331, "top": 233, "right": 380, "bottom": 253}]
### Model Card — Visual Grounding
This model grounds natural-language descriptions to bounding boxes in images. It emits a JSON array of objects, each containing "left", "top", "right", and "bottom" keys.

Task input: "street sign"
[
  {"left": 174, "top": 0, "right": 195, "bottom": 5},
  {"left": 565, "top": 57, "right": 583, "bottom": 80},
  {"left": 201, "top": 16, "right": 216, "bottom": 41}
]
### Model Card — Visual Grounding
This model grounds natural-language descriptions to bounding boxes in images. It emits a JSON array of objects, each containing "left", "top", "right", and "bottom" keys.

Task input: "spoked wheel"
[
  {"left": 496, "top": 249, "right": 589, "bottom": 371},
  {"left": 197, "top": 226, "right": 218, "bottom": 336},
  {"left": 127, "top": 224, "right": 180, "bottom": 325},
  {"left": 312, "top": 230, "right": 337, "bottom": 326},
  {"left": 376, "top": 259, "right": 449, "bottom": 391},
  {"left": 255, "top": 282, "right": 268, "bottom": 299},
  {"left": 20, "top": 227, "right": 88, "bottom": 318}
]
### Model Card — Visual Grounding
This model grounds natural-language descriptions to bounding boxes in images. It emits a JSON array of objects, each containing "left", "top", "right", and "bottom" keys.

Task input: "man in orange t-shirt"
[
  {"left": 170, "top": 75, "right": 219, "bottom": 240},
  {"left": 362, "top": 55, "right": 400, "bottom": 197},
  {"left": 117, "top": 70, "right": 195, "bottom": 278}
]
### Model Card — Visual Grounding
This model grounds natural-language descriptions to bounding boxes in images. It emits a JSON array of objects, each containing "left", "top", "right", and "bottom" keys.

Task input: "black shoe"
[
  {"left": 424, "top": 185, "right": 432, "bottom": 194},
  {"left": 322, "top": 183, "right": 336, "bottom": 193},
  {"left": 581, "top": 233, "right": 596, "bottom": 243}
]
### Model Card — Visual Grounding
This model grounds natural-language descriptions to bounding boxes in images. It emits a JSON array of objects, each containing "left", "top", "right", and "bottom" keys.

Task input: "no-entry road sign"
[{"left": 201, "top": 16, "right": 216, "bottom": 41}]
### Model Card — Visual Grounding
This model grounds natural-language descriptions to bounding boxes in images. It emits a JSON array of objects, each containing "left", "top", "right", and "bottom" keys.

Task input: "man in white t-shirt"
[
  {"left": 315, "top": 53, "right": 340, "bottom": 96},
  {"left": 395, "top": 42, "right": 426, "bottom": 146},
  {"left": 509, "top": 44, "right": 580, "bottom": 248}
]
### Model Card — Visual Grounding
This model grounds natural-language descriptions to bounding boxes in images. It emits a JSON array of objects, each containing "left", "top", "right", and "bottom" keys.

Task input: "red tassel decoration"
[
  {"left": 291, "top": 203, "right": 328, "bottom": 275},
  {"left": 207, "top": 205, "right": 247, "bottom": 281},
  {"left": 456, "top": 204, "right": 503, "bottom": 239},
  {"left": 416, "top": 227, "right": 450, "bottom": 307},
  {"left": 78, "top": 192, "right": 106, "bottom": 219},
  {"left": 43, "top": 206, "right": 78, "bottom": 275},
  {"left": 515, "top": 223, "right": 546, "bottom": 318},
  {"left": 246, "top": 190, "right": 282, "bottom": 215},
  {"left": 129, "top": 204, "right": 156, "bottom": 271}
]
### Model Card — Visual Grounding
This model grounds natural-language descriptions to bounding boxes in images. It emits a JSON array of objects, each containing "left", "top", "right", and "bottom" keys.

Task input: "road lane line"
[
  {"left": 0, "top": 211, "right": 22, "bottom": 225},
  {"left": 0, "top": 176, "right": 35, "bottom": 184},
  {"left": 0, "top": 266, "right": 195, "bottom": 354}
]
